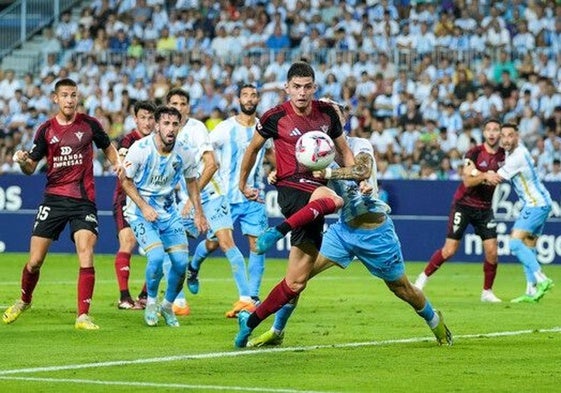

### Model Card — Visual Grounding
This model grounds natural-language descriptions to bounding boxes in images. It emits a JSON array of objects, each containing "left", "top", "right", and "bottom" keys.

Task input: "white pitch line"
[
  {"left": 1, "top": 326, "right": 560, "bottom": 378},
  {"left": 0, "top": 376, "right": 330, "bottom": 393}
]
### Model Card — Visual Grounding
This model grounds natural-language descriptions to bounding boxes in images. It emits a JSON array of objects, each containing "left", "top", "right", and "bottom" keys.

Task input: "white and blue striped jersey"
[
  {"left": 328, "top": 137, "right": 391, "bottom": 223},
  {"left": 123, "top": 134, "right": 198, "bottom": 221},
  {"left": 176, "top": 118, "right": 226, "bottom": 204},
  {"left": 209, "top": 116, "right": 271, "bottom": 203},
  {"left": 497, "top": 143, "right": 552, "bottom": 208}
]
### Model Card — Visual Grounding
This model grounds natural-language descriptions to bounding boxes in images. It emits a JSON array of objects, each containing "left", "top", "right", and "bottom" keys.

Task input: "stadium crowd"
[{"left": 1, "top": 0, "right": 561, "bottom": 180}]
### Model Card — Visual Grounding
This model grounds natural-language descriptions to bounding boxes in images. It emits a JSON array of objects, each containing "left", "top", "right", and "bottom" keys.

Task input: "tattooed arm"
[{"left": 313, "top": 152, "right": 372, "bottom": 181}]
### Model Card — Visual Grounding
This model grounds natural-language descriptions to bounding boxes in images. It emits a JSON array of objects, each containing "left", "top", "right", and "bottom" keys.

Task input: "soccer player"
[
  {"left": 245, "top": 135, "right": 453, "bottom": 348},
  {"left": 414, "top": 119, "right": 505, "bottom": 303},
  {"left": 486, "top": 123, "right": 554, "bottom": 303},
  {"left": 112, "top": 100, "right": 156, "bottom": 310},
  {"left": 186, "top": 84, "right": 273, "bottom": 304},
  {"left": 167, "top": 88, "right": 254, "bottom": 318},
  {"left": 235, "top": 61, "right": 355, "bottom": 345},
  {"left": 3, "top": 78, "right": 121, "bottom": 330},
  {"left": 120, "top": 105, "right": 208, "bottom": 327}
]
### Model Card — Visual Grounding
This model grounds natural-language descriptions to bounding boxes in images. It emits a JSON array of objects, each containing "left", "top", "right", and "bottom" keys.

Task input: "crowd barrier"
[{"left": 0, "top": 175, "right": 559, "bottom": 264}]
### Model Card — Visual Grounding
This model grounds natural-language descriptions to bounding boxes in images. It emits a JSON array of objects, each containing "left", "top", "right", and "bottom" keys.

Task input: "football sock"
[
  {"left": 424, "top": 249, "right": 446, "bottom": 276},
  {"left": 114, "top": 251, "right": 131, "bottom": 291},
  {"left": 250, "top": 279, "right": 298, "bottom": 329},
  {"left": 416, "top": 299, "right": 437, "bottom": 328},
  {"left": 21, "top": 264, "right": 40, "bottom": 304},
  {"left": 145, "top": 247, "right": 165, "bottom": 298},
  {"left": 191, "top": 241, "right": 210, "bottom": 271},
  {"left": 138, "top": 283, "right": 147, "bottom": 299},
  {"left": 165, "top": 251, "right": 188, "bottom": 303},
  {"left": 248, "top": 251, "right": 265, "bottom": 298},
  {"left": 483, "top": 260, "right": 497, "bottom": 290},
  {"left": 273, "top": 302, "right": 297, "bottom": 333},
  {"left": 225, "top": 247, "right": 250, "bottom": 297},
  {"left": 77, "top": 267, "right": 95, "bottom": 315},
  {"left": 277, "top": 197, "right": 338, "bottom": 235},
  {"left": 510, "top": 238, "right": 541, "bottom": 274}
]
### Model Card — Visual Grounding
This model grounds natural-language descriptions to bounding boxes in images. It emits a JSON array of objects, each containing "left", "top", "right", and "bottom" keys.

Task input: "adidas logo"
[
  {"left": 480, "top": 160, "right": 488, "bottom": 168},
  {"left": 290, "top": 128, "right": 302, "bottom": 137},
  {"left": 49, "top": 136, "right": 60, "bottom": 144}
]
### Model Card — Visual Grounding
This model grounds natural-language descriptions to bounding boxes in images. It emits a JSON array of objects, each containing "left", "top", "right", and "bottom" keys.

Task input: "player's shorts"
[
  {"left": 446, "top": 203, "right": 497, "bottom": 241},
  {"left": 127, "top": 211, "right": 187, "bottom": 253},
  {"left": 277, "top": 186, "right": 323, "bottom": 249},
  {"left": 513, "top": 205, "right": 551, "bottom": 236},
  {"left": 320, "top": 216, "right": 405, "bottom": 282},
  {"left": 230, "top": 200, "right": 268, "bottom": 237},
  {"left": 112, "top": 199, "right": 130, "bottom": 234},
  {"left": 32, "top": 195, "right": 99, "bottom": 241},
  {"left": 182, "top": 196, "right": 233, "bottom": 241}
]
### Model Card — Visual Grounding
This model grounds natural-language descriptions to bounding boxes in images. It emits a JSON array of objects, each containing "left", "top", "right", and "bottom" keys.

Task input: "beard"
[{"left": 240, "top": 104, "right": 256, "bottom": 116}]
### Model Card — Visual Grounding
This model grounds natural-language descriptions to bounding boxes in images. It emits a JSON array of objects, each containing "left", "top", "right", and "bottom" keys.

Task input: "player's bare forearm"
[
  {"left": 14, "top": 150, "right": 38, "bottom": 175},
  {"left": 314, "top": 153, "right": 372, "bottom": 181},
  {"left": 198, "top": 151, "right": 218, "bottom": 190}
]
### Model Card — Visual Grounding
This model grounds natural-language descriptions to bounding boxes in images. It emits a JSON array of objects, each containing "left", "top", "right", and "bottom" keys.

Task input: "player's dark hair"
[
  {"left": 54, "top": 78, "right": 77, "bottom": 92},
  {"left": 134, "top": 100, "right": 156, "bottom": 116},
  {"left": 155, "top": 105, "right": 181, "bottom": 123},
  {"left": 165, "top": 88, "right": 190, "bottom": 104},
  {"left": 482, "top": 118, "right": 501, "bottom": 128},
  {"left": 501, "top": 122, "right": 518, "bottom": 132},
  {"left": 239, "top": 84, "right": 258, "bottom": 97},
  {"left": 287, "top": 61, "right": 315, "bottom": 82}
]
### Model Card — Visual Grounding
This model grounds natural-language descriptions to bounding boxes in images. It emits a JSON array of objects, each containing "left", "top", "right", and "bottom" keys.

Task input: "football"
[{"left": 295, "top": 131, "right": 336, "bottom": 170}]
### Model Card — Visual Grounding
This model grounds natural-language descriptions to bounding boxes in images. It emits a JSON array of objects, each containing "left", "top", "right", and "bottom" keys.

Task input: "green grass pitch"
[{"left": 0, "top": 253, "right": 559, "bottom": 392}]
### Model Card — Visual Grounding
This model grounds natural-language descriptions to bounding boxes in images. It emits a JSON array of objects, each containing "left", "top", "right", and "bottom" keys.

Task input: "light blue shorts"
[
  {"left": 128, "top": 212, "right": 188, "bottom": 253},
  {"left": 230, "top": 200, "right": 268, "bottom": 237},
  {"left": 320, "top": 216, "right": 405, "bottom": 282},
  {"left": 513, "top": 205, "right": 551, "bottom": 236},
  {"left": 183, "top": 196, "right": 233, "bottom": 240}
]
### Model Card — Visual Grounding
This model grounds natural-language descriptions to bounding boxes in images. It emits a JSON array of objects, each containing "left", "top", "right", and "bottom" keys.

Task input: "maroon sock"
[
  {"left": 249, "top": 279, "right": 299, "bottom": 329},
  {"left": 284, "top": 197, "right": 337, "bottom": 231},
  {"left": 424, "top": 249, "right": 447, "bottom": 276},
  {"left": 114, "top": 252, "right": 131, "bottom": 293},
  {"left": 78, "top": 267, "right": 95, "bottom": 316},
  {"left": 483, "top": 260, "right": 498, "bottom": 290},
  {"left": 21, "top": 264, "right": 40, "bottom": 304}
]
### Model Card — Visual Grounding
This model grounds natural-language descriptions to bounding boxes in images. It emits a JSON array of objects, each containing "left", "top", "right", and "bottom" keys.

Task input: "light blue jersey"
[
  {"left": 328, "top": 137, "right": 391, "bottom": 224},
  {"left": 177, "top": 117, "right": 226, "bottom": 204},
  {"left": 320, "top": 137, "right": 401, "bottom": 282},
  {"left": 123, "top": 134, "right": 198, "bottom": 222},
  {"left": 209, "top": 116, "right": 270, "bottom": 203},
  {"left": 497, "top": 143, "right": 552, "bottom": 208}
]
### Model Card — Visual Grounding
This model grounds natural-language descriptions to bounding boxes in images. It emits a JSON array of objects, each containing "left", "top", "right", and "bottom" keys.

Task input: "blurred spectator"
[
  {"left": 544, "top": 159, "right": 561, "bottom": 181},
  {"left": 55, "top": 10, "right": 78, "bottom": 49},
  {"left": 0, "top": 70, "right": 22, "bottom": 101}
]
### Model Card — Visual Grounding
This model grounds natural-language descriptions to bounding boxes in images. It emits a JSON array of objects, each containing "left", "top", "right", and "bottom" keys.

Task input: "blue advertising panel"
[{"left": 0, "top": 175, "right": 559, "bottom": 264}]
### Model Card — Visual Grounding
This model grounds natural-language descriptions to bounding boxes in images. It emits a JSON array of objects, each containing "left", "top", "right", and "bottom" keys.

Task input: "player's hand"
[
  {"left": 14, "top": 150, "right": 29, "bottom": 164},
  {"left": 242, "top": 186, "right": 261, "bottom": 202},
  {"left": 194, "top": 212, "right": 209, "bottom": 235},
  {"left": 141, "top": 205, "right": 158, "bottom": 222},
  {"left": 267, "top": 170, "right": 277, "bottom": 185},
  {"left": 359, "top": 180, "right": 374, "bottom": 194},
  {"left": 484, "top": 171, "right": 502, "bottom": 186},
  {"left": 312, "top": 169, "right": 325, "bottom": 179}
]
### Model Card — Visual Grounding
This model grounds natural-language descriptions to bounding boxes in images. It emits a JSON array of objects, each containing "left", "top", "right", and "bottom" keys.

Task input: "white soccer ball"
[
  {"left": 295, "top": 131, "right": 336, "bottom": 171},
  {"left": 0, "top": 241, "right": 5, "bottom": 253}
]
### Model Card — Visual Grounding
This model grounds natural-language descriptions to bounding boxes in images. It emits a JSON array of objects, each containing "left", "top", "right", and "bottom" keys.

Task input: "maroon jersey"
[
  {"left": 452, "top": 144, "right": 505, "bottom": 209},
  {"left": 257, "top": 100, "right": 342, "bottom": 192},
  {"left": 112, "top": 129, "right": 144, "bottom": 207},
  {"left": 29, "top": 113, "right": 111, "bottom": 203}
]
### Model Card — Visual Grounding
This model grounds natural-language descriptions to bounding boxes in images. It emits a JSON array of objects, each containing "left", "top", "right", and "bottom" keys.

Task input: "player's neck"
[
  {"left": 483, "top": 143, "right": 499, "bottom": 154},
  {"left": 235, "top": 114, "right": 255, "bottom": 127},
  {"left": 55, "top": 112, "right": 76, "bottom": 125}
]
